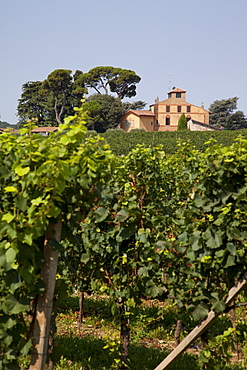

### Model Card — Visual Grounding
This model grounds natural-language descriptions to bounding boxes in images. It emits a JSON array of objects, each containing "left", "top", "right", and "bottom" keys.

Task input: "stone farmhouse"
[{"left": 120, "top": 87, "right": 220, "bottom": 132}]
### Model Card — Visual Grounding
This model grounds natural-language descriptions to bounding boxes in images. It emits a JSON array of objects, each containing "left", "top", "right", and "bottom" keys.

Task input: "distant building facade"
[
  {"left": 31, "top": 127, "right": 58, "bottom": 136},
  {"left": 120, "top": 87, "right": 216, "bottom": 132},
  {"left": 120, "top": 109, "right": 155, "bottom": 132}
]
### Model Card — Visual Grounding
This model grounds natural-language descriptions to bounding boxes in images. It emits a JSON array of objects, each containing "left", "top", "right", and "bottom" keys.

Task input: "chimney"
[{"left": 201, "top": 102, "right": 204, "bottom": 109}]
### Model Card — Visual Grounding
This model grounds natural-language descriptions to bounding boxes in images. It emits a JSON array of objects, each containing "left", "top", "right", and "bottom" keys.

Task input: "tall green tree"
[
  {"left": 72, "top": 70, "right": 89, "bottom": 107},
  {"left": 109, "top": 68, "right": 141, "bottom": 99},
  {"left": 17, "top": 81, "right": 51, "bottom": 126},
  {"left": 82, "top": 95, "right": 146, "bottom": 132},
  {"left": 209, "top": 97, "right": 247, "bottom": 130},
  {"left": 177, "top": 113, "right": 188, "bottom": 131},
  {"left": 17, "top": 70, "right": 87, "bottom": 126},
  {"left": 41, "top": 69, "right": 87, "bottom": 125},
  {"left": 80, "top": 66, "right": 141, "bottom": 99},
  {"left": 83, "top": 94, "right": 124, "bottom": 132},
  {"left": 224, "top": 110, "right": 247, "bottom": 130}
]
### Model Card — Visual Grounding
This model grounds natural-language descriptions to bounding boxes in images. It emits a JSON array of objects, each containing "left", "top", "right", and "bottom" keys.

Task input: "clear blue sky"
[{"left": 1, "top": 0, "right": 247, "bottom": 124}]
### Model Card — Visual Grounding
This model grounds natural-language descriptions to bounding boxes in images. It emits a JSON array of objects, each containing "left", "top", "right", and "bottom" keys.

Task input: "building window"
[
  {"left": 166, "top": 115, "right": 170, "bottom": 125},
  {"left": 186, "top": 115, "right": 191, "bottom": 121},
  {"left": 168, "top": 93, "right": 172, "bottom": 98},
  {"left": 187, "top": 106, "right": 191, "bottom": 113},
  {"left": 166, "top": 106, "right": 170, "bottom": 113},
  {"left": 176, "top": 92, "right": 181, "bottom": 98},
  {"left": 177, "top": 106, "right": 181, "bottom": 113},
  {"left": 126, "top": 119, "right": 134, "bottom": 128}
]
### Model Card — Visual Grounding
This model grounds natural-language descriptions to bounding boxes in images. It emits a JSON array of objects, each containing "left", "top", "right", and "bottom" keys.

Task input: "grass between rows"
[{"left": 20, "top": 294, "right": 247, "bottom": 369}]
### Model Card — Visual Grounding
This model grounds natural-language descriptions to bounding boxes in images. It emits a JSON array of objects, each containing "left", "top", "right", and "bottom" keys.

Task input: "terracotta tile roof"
[
  {"left": 167, "top": 87, "right": 186, "bottom": 94},
  {"left": 31, "top": 127, "right": 58, "bottom": 133},
  {"left": 125, "top": 109, "right": 155, "bottom": 117},
  {"left": 0, "top": 127, "right": 19, "bottom": 133}
]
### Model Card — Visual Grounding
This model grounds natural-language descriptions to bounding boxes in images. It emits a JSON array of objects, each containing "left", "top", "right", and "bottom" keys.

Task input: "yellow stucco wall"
[
  {"left": 120, "top": 113, "right": 155, "bottom": 132},
  {"left": 139, "top": 116, "right": 155, "bottom": 132},
  {"left": 120, "top": 114, "right": 140, "bottom": 132}
]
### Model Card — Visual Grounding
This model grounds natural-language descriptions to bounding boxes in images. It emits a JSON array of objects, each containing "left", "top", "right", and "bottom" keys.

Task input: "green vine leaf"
[
  {"left": 4, "top": 296, "right": 29, "bottom": 315},
  {"left": 4, "top": 186, "right": 17, "bottom": 193},
  {"left": 2, "top": 213, "right": 15, "bottom": 223},
  {"left": 116, "top": 209, "right": 129, "bottom": 221},
  {"left": 15, "top": 165, "right": 30, "bottom": 176},
  {"left": 94, "top": 207, "right": 109, "bottom": 222},
  {"left": 192, "top": 303, "right": 209, "bottom": 321}
]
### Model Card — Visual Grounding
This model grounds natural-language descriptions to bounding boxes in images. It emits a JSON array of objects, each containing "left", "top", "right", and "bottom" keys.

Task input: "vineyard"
[
  {"left": 0, "top": 109, "right": 247, "bottom": 370},
  {"left": 100, "top": 128, "right": 247, "bottom": 156}
]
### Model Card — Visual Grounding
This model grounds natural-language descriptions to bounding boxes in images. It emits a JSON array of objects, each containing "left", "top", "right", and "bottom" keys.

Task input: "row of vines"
[
  {"left": 99, "top": 128, "right": 247, "bottom": 156},
  {"left": 0, "top": 109, "right": 247, "bottom": 370}
]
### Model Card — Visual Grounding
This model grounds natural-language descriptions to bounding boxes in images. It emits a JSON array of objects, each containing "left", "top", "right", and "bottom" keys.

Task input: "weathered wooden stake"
[
  {"left": 77, "top": 291, "right": 85, "bottom": 332},
  {"left": 154, "top": 272, "right": 247, "bottom": 370},
  {"left": 29, "top": 216, "right": 62, "bottom": 370},
  {"left": 174, "top": 320, "right": 183, "bottom": 346},
  {"left": 119, "top": 303, "right": 130, "bottom": 368},
  {"left": 229, "top": 304, "right": 243, "bottom": 360}
]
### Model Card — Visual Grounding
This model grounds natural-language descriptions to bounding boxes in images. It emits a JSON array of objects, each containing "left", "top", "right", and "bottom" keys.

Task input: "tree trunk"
[
  {"left": 54, "top": 97, "right": 63, "bottom": 125},
  {"left": 119, "top": 303, "right": 130, "bottom": 368},
  {"left": 77, "top": 291, "right": 84, "bottom": 332},
  {"left": 230, "top": 304, "right": 243, "bottom": 360},
  {"left": 29, "top": 216, "right": 62, "bottom": 370},
  {"left": 174, "top": 320, "right": 182, "bottom": 346}
]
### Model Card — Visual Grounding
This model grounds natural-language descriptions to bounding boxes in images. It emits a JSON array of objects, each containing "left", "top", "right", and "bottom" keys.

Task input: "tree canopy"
[
  {"left": 17, "top": 70, "right": 87, "bottom": 126},
  {"left": 42, "top": 69, "right": 73, "bottom": 125},
  {"left": 17, "top": 81, "right": 51, "bottom": 127},
  {"left": 82, "top": 95, "right": 146, "bottom": 133},
  {"left": 209, "top": 97, "right": 247, "bottom": 130},
  {"left": 79, "top": 66, "right": 141, "bottom": 99},
  {"left": 82, "top": 94, "right": 124, "bottom": 132}
]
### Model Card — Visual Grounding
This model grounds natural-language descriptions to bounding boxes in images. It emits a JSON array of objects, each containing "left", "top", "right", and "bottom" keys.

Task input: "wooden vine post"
[
  {"left": 29, "top": 216, "right": 62, "bottom": 370},
  {"left": 154, "top": 272, "right": 247, "bottom": 370}
]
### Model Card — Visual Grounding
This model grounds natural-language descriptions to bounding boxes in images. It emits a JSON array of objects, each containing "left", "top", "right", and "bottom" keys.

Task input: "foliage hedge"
[{"left": 98, "top": 129, "right": 247, "bottom": 156}]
